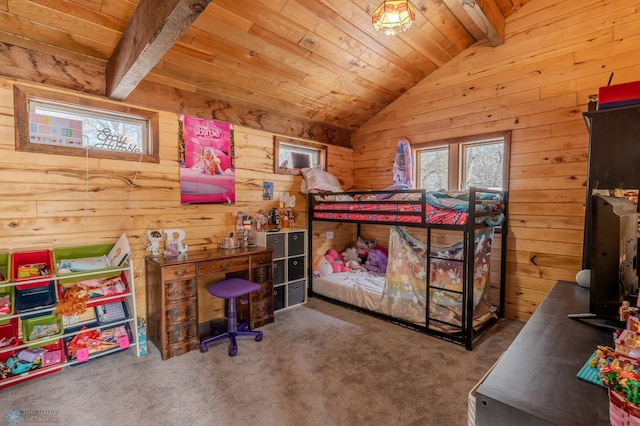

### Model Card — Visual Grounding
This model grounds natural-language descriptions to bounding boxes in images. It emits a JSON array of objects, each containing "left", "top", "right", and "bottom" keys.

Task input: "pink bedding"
[{"left": 312, "top": 202, "right": 469, "bottom": 225}]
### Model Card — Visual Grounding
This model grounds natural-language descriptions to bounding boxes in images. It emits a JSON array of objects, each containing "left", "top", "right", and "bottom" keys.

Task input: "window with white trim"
[{"left": 415, "top": 132, "right": 510, "bottom": 192}]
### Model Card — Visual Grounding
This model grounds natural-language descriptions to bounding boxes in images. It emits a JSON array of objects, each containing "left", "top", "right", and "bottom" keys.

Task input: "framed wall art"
[{"left": 178, "top": 115, "right": 235, "bottom": 204}]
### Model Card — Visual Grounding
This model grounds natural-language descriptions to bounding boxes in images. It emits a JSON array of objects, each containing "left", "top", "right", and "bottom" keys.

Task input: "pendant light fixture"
[{"left": 372, "top": 0, "right": 416, "bottom": 36}]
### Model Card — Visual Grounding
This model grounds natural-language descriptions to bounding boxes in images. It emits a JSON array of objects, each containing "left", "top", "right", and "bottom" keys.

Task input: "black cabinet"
[{"left": 582, "top": 105, "right": 640, "bottom": 268}]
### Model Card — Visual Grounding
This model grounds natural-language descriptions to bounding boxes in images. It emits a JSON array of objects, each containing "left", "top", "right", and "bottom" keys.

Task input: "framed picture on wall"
[{"left": 178, "top": 115, "right": 235, "bottom": 204}]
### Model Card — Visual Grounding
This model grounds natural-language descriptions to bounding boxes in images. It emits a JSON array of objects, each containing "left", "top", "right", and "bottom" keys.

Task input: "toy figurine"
[{"left": 145, "top": 230, "right": 163, "bottom": 257}]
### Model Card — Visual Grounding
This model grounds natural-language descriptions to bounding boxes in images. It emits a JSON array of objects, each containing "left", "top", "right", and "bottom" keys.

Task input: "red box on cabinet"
[{"left": 598, "top": 81, "right": 640, "bottom": 110}]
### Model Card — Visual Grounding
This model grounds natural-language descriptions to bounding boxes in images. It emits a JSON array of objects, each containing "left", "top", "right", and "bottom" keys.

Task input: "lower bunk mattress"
[
  {"left": 312, "top": 226, "right": 498, "bottom": 334},
  {"left": 312, "top": 271, "right": 496, "bottom": 333}
]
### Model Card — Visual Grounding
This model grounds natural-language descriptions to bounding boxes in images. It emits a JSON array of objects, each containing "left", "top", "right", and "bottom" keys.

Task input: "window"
[
  {"left": 415, "top": 132, "right": 510, "bottom": 191},
  {"left": 14, "top": 85, "right": 159, "bottom": 163},
  {"left": 274, "top": 137, "right": 326, "bottom": 175}
]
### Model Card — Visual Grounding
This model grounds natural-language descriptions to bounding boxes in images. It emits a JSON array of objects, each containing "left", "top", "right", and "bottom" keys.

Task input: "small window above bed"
[{"left": 274, "top": 137, "right": 326, "bottom": 175}]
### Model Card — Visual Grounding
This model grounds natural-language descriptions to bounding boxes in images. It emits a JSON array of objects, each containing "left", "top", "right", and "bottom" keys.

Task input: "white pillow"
[{"left": 300, "top": 168, "right": 343, "bottom": 194}]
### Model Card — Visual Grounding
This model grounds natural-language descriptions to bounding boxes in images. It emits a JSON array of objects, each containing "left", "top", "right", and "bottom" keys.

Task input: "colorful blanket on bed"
[{"left": 380, "top": 226, "right": 495, "bottom": 329}]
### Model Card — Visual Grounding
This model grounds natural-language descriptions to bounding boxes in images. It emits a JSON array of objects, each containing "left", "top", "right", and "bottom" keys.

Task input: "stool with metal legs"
[{"left": 199, "top": 278, "right": 264, "bottom": 356}]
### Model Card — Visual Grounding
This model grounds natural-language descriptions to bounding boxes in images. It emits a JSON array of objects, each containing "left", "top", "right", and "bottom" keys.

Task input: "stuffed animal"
[
  {"left": 356, "top": 237, "right": 377, "bottom": 261},
  {"left": 341, "top": 247, "right": 361, "bottom": 264},
  {"left": 364, "top": 248, "right": 388, "bottom": 273},
  {"left": 312, "top": 254, "right": 333, "bottom": 277},
  {"left": 345, "top": 259, "right": 366, "bottom": 272},
  {"left": 325, "top": 249, "right": 348, "bottom": 273}
]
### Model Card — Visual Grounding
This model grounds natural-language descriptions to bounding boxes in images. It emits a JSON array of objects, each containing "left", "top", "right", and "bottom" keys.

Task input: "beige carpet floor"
[{"left": 0, "top": 298, "right": 523, "bottom": 426}]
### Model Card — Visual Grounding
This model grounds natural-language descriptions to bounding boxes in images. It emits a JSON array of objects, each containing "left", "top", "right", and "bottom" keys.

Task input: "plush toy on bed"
[
  {"left": 364, "top": 248, "right": 388, "bottom": 273},
  {"left": 356, "top": 237, "right": 377, "bottom": 262},
  {"left": 325, "top": 249, "right": 349, "bottom": 273},
  {"left": 341, "top": 247, "right": 361, "bottom": 264},
  {"left": 312, "top": 254, "right": 334, "bottom": 277}
]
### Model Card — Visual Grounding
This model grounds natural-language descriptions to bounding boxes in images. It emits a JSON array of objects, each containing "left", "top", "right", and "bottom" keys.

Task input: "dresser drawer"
[
  {"left": 163, "top": 340, "right": 198, "bottom": 359},
  {"left": 164, "top": 264, "right": 196, "bottom": 280},
  {"left": 251, "top": 252, "right": 273, "bottom": 267},
  {"left": 165, "top": 321, "right": 198, "bottom": 346},
  {"left": 164, "top": 279, "right": 197, "bottom": 301},
  {"left": 165, "top": 298, "right": 198, "bottom": 323},
  {"left": 250, "top": 300, "right": 274, "bottom": 328},
  {"left": 252, "top": 264, "right": 273, "bottom": 283},
  {"left": 252, "top": 281, "right": 273, "bottom": 300},
  {"left": 199, "top": 257, "right": 249, "bottom": 274}
]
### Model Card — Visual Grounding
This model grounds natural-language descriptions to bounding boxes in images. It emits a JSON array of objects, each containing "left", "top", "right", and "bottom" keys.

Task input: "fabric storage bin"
[
  {"left": 22, "top": 312, "right": 64, "bottom": 343},
  {"left": 287, "top": 231, "right": 305, "bottom": 256},
  {"left": 274, "top": 286, "right": 285, "bottom": 310},
  {"left": 273, "top": 259, "right": 285, "bottom": 284},
  {"left": 0, "top": 286, "right": 14, "bottom": 325},
  {"left": 11, "top": 249, "right": 53, "bottom": 290},
  {"left": 15, "top": 281, "right": 56, "bottom": 313},
  {"left": 287, "top": 280, "right": 305, "bottom": 305},
  {"left": 0, "top": 317, "right": 18, "bottom": 350},
  {"left": 287, "top": 256, "right": 305, "bottom": 281},
  {"left": 263, "top": 233, "right": 285, "bottom": 258}
]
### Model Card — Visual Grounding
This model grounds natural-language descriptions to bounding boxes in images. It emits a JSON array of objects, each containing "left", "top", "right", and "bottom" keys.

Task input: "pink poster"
[{"left": 179, "top": 115, "right": 235, "bottom": 204}]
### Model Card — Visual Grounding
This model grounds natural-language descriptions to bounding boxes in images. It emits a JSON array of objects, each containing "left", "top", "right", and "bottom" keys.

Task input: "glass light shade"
[{"left": 372, "top": 0, "right": 416, "bottom": 36}]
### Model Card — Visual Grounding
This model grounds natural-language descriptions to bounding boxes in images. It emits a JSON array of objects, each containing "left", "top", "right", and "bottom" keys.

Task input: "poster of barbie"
[{"left": 179, "top": 115, "right": 235, "bottom": 204}]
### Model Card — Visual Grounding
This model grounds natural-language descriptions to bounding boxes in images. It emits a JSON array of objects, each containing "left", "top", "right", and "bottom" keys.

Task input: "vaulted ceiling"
[{"left": 0, "top": 0, "right": 530, "bottom": 144}]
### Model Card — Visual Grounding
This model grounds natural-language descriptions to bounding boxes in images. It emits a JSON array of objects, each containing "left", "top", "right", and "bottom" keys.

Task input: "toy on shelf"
[
  {"left": 590, "top": 304, "right": 640, "bottom": 424},
  {"left": 145, "top": 230, "right": 162, "bottom": 257}
]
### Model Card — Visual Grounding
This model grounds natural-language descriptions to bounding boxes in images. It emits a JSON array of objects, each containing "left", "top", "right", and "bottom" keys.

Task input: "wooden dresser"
[{"left": 145, "top": 247, "right": 274, "bottom": 360}]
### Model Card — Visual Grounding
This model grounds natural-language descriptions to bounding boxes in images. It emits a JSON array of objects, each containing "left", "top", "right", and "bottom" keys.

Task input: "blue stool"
[{"left": 199, "top": 278, "right": 264, "bottom": 356}]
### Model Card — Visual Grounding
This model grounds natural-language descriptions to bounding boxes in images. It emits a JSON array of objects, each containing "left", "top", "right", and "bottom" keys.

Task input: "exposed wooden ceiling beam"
[
  {"left": 106, "top": 0, "right": 211, "bottom": 100},
  {"left": 459, "top": 0, "right": 505, "bottom": 46}
]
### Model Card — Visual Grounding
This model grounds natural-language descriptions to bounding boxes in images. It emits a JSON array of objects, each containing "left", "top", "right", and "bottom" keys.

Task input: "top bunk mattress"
[{"left": 310, "top": 189, "right": 505, "bottom": 226}]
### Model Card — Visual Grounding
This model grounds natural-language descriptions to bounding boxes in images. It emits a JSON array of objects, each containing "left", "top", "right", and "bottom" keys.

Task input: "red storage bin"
[
  {"left": 0, "top": 338, "right": 64, "bottom": 388},
  {"left": 57, "top": 271, "right": 129, "bottom": 308},
  {"left": 0, "top": 316, "right": 18, "bottom": 350},
  {"left": 11, "top": 249, "right": 54, "bottom": 290}
]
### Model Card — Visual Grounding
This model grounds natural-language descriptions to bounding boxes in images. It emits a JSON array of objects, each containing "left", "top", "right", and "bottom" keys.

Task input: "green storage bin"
[
  {"left": 53, "top": 244, "right": 121, "bottom": 286},
  {"left": 22, "top": 312, "right": 64, "bottom": 343},
  {"left": 0, "top": 252, "right": 9, "bottom": 284}
]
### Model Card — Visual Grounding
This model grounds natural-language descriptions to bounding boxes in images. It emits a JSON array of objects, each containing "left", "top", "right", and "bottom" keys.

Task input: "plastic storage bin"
[
  {"left": 0, "top": 286, "right": 14, "bottom": 325},
  {"left": 53, "top": 243, "right": 123, "bottom": 284},
  {"left": 22, "top": 312, "right": 64, "bottom": 343},
  {"left": 95, "top": 301, "right": 129, "bottom": 325},
  {"left": 58, "top": 271, "right": 128, "bottom": 308},
  {"left": 11, "top": 249, "right": 53, "bottom": 290},
  {"left": 0, "top": 251, "right": 10, "bottom": 284},
  {"left": 64, "top": 322, "right": 132, "bottom": 363},
  {"left": 15, "top": 281, "right": 56, "bottom": 313},
  {"left": 0, "top": 317, "right": 18, "bottom": 350}
]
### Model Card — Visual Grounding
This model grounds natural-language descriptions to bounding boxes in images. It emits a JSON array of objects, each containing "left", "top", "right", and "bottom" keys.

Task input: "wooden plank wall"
[
  {"left": 351, "top": 0, "right": 640, "bottom": 321},
  {"left": 0, "top": 78, "right": 353, "bottom": 320}
]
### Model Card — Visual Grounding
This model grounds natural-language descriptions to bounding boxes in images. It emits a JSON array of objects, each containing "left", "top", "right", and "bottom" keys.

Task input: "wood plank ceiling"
[{"left": 0, "top": 0, "right": 530, "bottom": 144}]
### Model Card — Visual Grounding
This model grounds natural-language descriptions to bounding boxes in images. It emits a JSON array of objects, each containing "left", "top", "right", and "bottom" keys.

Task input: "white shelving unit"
[
  {"left": 0, "top": 254, "right": 138, "bottom": 389},
  {"left": 254, "top": 229, "right": 307, "bottom": 311}
]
